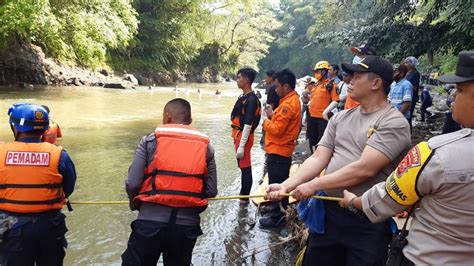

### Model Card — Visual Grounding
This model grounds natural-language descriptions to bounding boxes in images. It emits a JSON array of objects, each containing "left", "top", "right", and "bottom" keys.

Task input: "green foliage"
[
  {"left": 112, "top": 0, "right": 279, "bottom": 78},
  {"left": 0, "top": 1, "right": 64, "bottom": 55},
  {"left": 258, "top": 0, "right": 353, "bottom": 77},
  {"left": 195, "top": 1, "right": 279, "bottom": 74},
  {"left": 418, "top": 52, "right": 458, "bottom": 73},
  {"left": 260, "top": 0, "right": 472, "bottom": 78},
  {"left": 0, "top": 0, "right": 138, "bottom": 67},
  {"left": 324, "top": 0, "right": 473, "bottom": 61},
  {"left": 121, "top": 0, "right": 204, "bottom": 70}
]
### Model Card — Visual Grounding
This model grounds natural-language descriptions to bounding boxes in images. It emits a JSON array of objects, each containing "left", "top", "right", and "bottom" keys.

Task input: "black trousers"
[
  {"left": 307, "top": 117, "right": 328, "bottom": 152},
  {"left": 122, "top": 219, "right": 202, "bottom": 266},
  {"left": 302, "top": 202, "right": 392, "bottom": 266},
  {"left": 0, "top": 212, "right": 68, "bottom": 266},
  {"left": 267, "top": 154, "right": 291, "bottom": 214},
  {"left": 239, "top": 167, "right": 252, "bottom": 196},
  {"left": 420, "top": 102, "right": 431, "bottom": 121}
]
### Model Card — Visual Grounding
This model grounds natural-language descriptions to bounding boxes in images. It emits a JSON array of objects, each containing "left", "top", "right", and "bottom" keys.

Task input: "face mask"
[
  {"left": 314, "top": 72, "right": 323, "bottom": 81},
  {"left": 352, "top": 55, "right": 362, "bottom": 64}
]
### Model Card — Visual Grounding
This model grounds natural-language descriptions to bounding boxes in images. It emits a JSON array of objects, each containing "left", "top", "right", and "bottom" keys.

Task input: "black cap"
[
  {"left": 438, "top": 51, "right": 474, "bottom": 84},
  {"left": 342, "top": 56, "right": 393, "bottom": 84}
]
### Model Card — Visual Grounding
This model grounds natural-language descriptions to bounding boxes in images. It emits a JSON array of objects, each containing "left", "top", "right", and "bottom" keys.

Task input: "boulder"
[
  {"left": 103, "top": 83, "right": 126, "bottom": 89},
  {"left": 99, "top": 69, "right": 109, "bottom": 76},
  {"left": 135, "top": 74, "right": 154, "bottom": 86},
  {"left": 73, "top": 77, "right": 81, "bottom": 86},
  {"left": 122, "top": 74, "right": 139, "bottom": 86}
]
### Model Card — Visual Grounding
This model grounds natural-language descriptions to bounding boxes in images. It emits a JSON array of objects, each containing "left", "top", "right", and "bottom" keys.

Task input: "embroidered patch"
[
  {"left": 5, "top": 151, "right": 50, "bottom": 166},
  {"left": 35, "top": 111, "right": 45, "bottom": 120},
  {"left": 385, "top": 142, "right": 432, "bottom": 205}
]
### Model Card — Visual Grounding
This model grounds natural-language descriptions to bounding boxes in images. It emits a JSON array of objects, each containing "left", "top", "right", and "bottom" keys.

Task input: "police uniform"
[{"left": 361, "top": 128, "right": 474, "bottom": 265}]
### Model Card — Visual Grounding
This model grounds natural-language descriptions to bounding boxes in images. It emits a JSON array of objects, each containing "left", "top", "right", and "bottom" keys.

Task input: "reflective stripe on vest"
[
  {"left": 133, "top": 124, "right": 209, "bottom": 208},
  {"left": 0, "top": 142, "right": 65, "bottom": 213}
]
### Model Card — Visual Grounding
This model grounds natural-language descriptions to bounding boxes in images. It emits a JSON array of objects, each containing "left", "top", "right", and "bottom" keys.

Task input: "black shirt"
[
  {"left": 266, "top": 84, "right": 280, "bottom": 109},
  {"left": 231, "top": 91, "right": 261, "bottom": 132},
  {"left": 406, "top": 69, "right": 421, "bottom": 100}
]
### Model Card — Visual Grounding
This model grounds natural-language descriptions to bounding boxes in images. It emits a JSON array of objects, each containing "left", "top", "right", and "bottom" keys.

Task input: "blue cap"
[{"left": 8, "top": 103, "right": 49, "bottom": 132}]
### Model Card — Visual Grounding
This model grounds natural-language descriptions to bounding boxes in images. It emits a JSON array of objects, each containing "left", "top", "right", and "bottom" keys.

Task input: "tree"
[
  {"left": 313, "top": 0, "right": 473, "bottom": 62},
  {"left": 192, "top": 0, "right": 280, "bottom": 76},
  {"left": 258, "top": 0, "right": 352, "bottom": 77},
  {"left": 0, "top": 0, "right": 139, "bottom": 67}
]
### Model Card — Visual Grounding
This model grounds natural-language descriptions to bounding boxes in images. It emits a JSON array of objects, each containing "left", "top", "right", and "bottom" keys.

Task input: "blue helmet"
[{"left": 8, "top": 103, "right": 49, "bottom": 132}]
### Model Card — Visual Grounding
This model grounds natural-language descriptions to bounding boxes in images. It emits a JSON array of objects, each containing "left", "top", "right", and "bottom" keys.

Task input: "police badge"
[{"left": 367, "top": 126, "right": 377, "bottom": 139}]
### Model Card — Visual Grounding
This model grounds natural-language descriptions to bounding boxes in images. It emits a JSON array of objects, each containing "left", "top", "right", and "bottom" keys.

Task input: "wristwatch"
[{"left": 348, "top": 197, "right": 359, "bottom": 214}]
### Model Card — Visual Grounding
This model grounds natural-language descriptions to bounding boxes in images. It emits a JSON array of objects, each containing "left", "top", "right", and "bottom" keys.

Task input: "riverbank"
[{"left": 0, "top": 42, "right": 225, "bottom": 88}]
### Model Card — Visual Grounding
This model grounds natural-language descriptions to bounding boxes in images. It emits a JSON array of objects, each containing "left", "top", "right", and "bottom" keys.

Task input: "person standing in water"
[
  {"left": 230, "top": 68, "right": 262, "bottom": 203},
  {"left": 41, "top": 105, "right": 63, "bottom": 144}
]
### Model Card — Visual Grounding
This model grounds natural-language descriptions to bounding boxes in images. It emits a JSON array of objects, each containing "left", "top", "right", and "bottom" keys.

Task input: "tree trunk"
[{"left": 427, "top": 49, "right": 434, "bottom": 66}]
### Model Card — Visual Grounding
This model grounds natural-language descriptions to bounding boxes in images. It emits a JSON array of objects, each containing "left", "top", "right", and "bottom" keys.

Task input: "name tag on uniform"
[{"left": 5, "top": 151, "right": 50, "bottom": 166}]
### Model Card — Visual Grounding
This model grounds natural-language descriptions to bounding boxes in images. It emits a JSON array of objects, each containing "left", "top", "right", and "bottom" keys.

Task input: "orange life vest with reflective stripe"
[
  {"left": 231, "top": 91, "right": 262, "bottom": 140},
  {"left": 0, "top": 141, "right": 65, "bottom": 213},
  {"left": 133, "top": 124, "right": 209, "bottom": 208}
]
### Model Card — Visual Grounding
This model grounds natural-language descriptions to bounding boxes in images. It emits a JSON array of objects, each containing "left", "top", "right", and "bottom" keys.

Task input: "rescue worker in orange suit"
[
  {"left": 231, "top": 68, "right": 261, "bottom": 203},
  {"left": 0, "top": 103, "right": 76, "bottom": 266},
  {"left": 40, "top": 105, "right": 63, "bottom": 144},
  {"left": 308, "top": 61, "right": 339, "bottom": 153},
  {"left": 123, "top": 98, "right": 217, "bottom": 265},
  {"left": 344, "top": 92, "right": 360, "bottom": 110},
  {"left": 259, "top": 69, "right": 301, "bottom": 228}
]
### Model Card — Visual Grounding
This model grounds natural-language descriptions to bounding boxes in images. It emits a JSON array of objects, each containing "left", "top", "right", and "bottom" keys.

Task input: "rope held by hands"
[{"left": 69, "top": 193, "right": 342, "bottom": 205}]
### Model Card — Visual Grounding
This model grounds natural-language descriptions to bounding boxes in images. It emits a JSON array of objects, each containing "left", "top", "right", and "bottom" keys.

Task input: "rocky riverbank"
[{"left": 0, "top": 42, "right": 223, "bottom": 89}]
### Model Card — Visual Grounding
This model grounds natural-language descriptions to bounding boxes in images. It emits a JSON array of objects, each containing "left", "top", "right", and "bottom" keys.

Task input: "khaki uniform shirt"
[
  {"left": 362, "top": 128, "right": 474, "bottom": 265},
  {"left": 319, "top": 106, "right": 411, "bottom": 197}
]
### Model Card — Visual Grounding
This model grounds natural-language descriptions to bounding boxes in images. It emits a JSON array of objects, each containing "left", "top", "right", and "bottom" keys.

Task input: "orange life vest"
[
  {"left": 231, "top": 91, "right": 262, "bottom": 140},
  {"left": 42, "top": 121, "right": 61, "bottom": 144},
  {"left": 133, "top": 124, "right": 209, "bottom": 208},
  {"left": 0, "top": 141, "right": 65, "bottom": 213}
]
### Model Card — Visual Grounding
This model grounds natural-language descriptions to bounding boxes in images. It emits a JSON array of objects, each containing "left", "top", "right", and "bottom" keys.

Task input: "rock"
[
  {"left": 0, "top": 42, "right": 49, "bottom": 85},
  {"left": 103, "top": 83, "right": 126, "bottom": 89},
  {"left": 152, "top": 72, "right": 173, "bottom": 85},
  {"left": 73, "top": 77, "right": 81, "bottom": 86},
  {"left": 99, "top": 69, "right": 109, "bottom": 76},
  {"left": 93, "top": 81, "right": 104, "bottom": 87},
  {"left": 122, "top": 74, "right": 139, "bottom": 86},
  {"left": 20, "top": 83, "right": 34, "bottom": 89},
  {"left": 135, "top": 75, "right": 153, "bottom": 86}
]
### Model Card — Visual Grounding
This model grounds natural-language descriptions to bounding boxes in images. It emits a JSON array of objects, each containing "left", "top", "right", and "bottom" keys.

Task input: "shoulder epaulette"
[{"left": 429, "top": 128, "right": 472, "bottom": 150}]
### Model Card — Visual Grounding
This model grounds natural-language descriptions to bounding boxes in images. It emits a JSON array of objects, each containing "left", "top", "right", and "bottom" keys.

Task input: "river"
[{"left": 0, "top": 84, "right": 298, "bottom": 265}]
